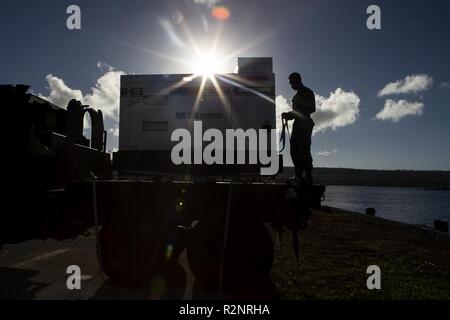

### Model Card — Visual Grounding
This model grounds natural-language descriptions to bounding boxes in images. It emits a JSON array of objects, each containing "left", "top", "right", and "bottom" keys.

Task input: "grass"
[{"left": 271, "top": 207, "right": 450, "bottom": 300}]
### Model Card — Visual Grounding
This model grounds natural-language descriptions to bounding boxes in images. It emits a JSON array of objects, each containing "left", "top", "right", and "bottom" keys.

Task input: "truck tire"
[{"left": 187, "top": 219, "right": 274, "bottom": 289}]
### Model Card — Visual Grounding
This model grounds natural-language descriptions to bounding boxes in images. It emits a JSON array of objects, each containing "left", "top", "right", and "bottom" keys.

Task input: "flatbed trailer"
[
  {"left": 2, "top": 82, "right": 326, "bottom": 300},
  {"left": 67, "top": 177, "right": 325, "bottom": 299}
]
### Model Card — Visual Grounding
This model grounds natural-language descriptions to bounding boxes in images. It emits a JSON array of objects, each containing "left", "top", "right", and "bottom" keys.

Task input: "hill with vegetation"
[{"left": 280, "top": 167, "right": 450, "bottom": 187}]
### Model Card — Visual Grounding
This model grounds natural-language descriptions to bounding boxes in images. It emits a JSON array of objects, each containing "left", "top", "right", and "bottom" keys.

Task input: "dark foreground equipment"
[
  {"left": 86, "top": 180, "right": 325, "bottom": 299},
  {"left": 2, "top": 83, "right": 325, "bottom": 299},
  {"left": 1, "top": 84, "right": 111, "bottom": 244}
]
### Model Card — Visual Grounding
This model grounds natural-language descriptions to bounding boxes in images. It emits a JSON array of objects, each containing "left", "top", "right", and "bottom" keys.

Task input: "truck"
[{"left": 1, "top": 57, "right": 325, "bottom": 300}]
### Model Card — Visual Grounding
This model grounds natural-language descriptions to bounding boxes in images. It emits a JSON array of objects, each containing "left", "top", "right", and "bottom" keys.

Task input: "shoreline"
[
  {"left": 321, "top": 186, "right": 450, "bottom": 228},
  {"left": 281, "top": 167, "right": 450, "bottom": 188},
  {"left": 322, "top": 184, "right": 450, "bottom": 189},
  {"left": 322, "top": 205, "right": 449, "bottom": 230}
]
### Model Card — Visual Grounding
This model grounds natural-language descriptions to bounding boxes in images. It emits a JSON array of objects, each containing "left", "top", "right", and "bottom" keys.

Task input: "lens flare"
[
  {"left": 165, "top": 244, "right": 174, "bottom": 260},
  {"left": 172, "top": 11, "right": 184, "bottom": 24},
  {"left": 212, "top": 6, "right": 231, "bottom": 21}
]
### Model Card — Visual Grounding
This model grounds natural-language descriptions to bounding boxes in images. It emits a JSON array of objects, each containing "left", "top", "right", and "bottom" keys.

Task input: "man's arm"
[{"left": 282, "top": 112, "right": 295, "bottom": 120}]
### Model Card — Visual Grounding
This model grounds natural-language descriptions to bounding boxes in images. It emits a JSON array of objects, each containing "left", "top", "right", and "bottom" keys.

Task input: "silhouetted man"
[{"left": 282, "top": 73, "right": 316, "bottom": 185}]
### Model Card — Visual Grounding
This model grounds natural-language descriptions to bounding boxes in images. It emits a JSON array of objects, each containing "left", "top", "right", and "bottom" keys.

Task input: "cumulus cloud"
[
  {"left": 38, "top": 63, "right": 125, "bottom": 152},
  {"left": 276, "top": 88, "right": 360, "bottom": 135},
  {"left": 316, "top": 149, "right": 338, "bottom": 157},
  {"left": 39, "top": 62, "right": 125, "bottom": 121},
  {"left": 109, "top": 125, "right": 120, "bottom": 137},
  {"left": 375, "top": 99, "right": 424, "bottom": 122},
  {"left": 378, "top": 74, "right": 433, "bottom": 97},
  {"left": 84, "top": 67, "right": 125, "bottom": 120},
  {"left": 312, "top": 89, "right": 361, "bottom": 133},
  {"left": 39, "top": 74, "right": 83, "bottom": 108},
  {"left": 193, "top": 0, "right": 221, "bottom": 7}
]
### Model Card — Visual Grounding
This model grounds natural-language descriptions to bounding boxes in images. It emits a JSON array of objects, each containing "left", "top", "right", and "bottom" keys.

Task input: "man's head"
[{"left": 289, "top": 72, "right": 303, "bottom": 90}]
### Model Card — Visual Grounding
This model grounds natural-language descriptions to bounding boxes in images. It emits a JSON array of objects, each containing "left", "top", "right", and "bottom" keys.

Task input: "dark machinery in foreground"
[
  {"left": 94, "top": 180, "right": 324, "bottom": 299},
  {"left": 2, "top": 83, "right": 325, "bottom": 300},
  {"left": 2, "top": 84, "right": 111, "bottom": 243}
]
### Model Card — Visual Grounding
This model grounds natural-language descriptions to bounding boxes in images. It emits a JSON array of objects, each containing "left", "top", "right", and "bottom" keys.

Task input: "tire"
[{"left": 187, "top": 219, "right": 274, "bottom": 288}]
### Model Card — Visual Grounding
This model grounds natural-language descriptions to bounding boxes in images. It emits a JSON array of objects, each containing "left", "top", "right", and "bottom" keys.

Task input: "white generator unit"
[{"left": 116, "top": 57, "right": 276, "bottom": 175}]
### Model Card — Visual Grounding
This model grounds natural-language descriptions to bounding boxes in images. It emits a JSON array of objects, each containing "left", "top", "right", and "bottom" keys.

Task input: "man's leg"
[
  {"left": 294, "top": 163, "right": 304, "bottom": 180},
  {"left": 304, "top": 167, "right": 313, "bottom": 185},
  {"left": 303, "top": 120, "right": 314, "bottom": 185},
  {"left": 290, "top": 124, "right": 301, "bottom": 180}
]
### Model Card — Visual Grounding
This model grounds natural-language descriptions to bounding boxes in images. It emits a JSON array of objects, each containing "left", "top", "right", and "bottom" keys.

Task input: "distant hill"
[{"left": 280, "top": 167, "right": 450, "bottom": 188}]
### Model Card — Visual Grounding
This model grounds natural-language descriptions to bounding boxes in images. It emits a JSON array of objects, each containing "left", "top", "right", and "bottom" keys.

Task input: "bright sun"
[{"left": 193, "top": 54, "right": 221, "bottom": 77}]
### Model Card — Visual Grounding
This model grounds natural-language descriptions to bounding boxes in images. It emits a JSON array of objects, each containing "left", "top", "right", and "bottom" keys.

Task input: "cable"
[{"left": 279, "top": 118, "right": 291, "bottom": 153}]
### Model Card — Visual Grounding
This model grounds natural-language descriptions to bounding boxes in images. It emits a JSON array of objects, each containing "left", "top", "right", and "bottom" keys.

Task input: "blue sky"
[{"left": 1, "top": 0, "right": 449, "bottom": 170}]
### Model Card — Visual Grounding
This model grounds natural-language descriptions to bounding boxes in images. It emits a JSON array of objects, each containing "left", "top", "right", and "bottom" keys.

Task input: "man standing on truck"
[{"left": 282, "top": 72, "right": 316, "bottom": 185}]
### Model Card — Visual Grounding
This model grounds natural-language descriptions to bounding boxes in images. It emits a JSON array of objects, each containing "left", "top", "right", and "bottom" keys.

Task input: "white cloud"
[
  {"left": 312, "top": 89, "right": 361, "bottom": 133},
  {"left": 84, "top": 67, "right": 125, "bottom": 120},
  {"left": 316, "top": 149, "right": 338, "bottom": 157},
  {"left": 109, "top": 125, "right": 120, "bottom": 137},
  {"left": 39, "top": 62, "right": 125, "bottom": 121},
  {"left": 276, "top": 88, "right": 360, "bottom": 135},
  {"left": 375, "top": 99, "right": 424, "bottom": 122},
  {"left": 39, "top": 63, "right": 125, "bottom": 154},
  {"left": 39, "top": 74, "right": 83, "bottom": 108},
  {"left": 378, "top": 74, "right": 433, "bottom": 97},
  {"left": 193, "top": 0, "right": 221, "bottom": 7}
]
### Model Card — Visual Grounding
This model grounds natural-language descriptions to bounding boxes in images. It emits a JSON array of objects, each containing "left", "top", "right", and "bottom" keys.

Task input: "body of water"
[{"left": 323, "top": 185, "right": 450, "bottom": 227}]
